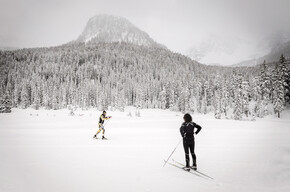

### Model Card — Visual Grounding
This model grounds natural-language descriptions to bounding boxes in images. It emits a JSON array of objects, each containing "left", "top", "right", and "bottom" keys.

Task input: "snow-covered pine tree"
[
  {"left": 259, "top": 60, "right": 271, "bottom": 116},
  {"left": 159, "top": 87, "right": 166, "bottom": 109},
  {"left": 195, "top": 81, "right": 202, "bottom": 113},
  {"left": 202, "top": 81, "right": 210, "bottom": 114},
  {"left": 165, "top": 83, "right": 173, "bottom": 109},
  {"left": 201, "top": 96, "right": 207, "bottom": 115},
  {"left": 178, "top": 89, "right": 185, "bottom": 113},
  {"left": 188, "top": 89, "right": 196, "bottom": 114},
  {"left": 42, "top": 83, "right": 50, "bottom": 109},
  {"left": 172, "top": 83, "right": 180, "bottom": 111},
  {"left": 230, "top": 70, "right": 238, "bottom": 101},
  {"left": 101, "top": 92, "right": 109, "bottom": 111},
  {"left": 214, "top": 88, "right": 222, "bottom": 119},
  {"left": 272, "top": 63, "right": 284, "bottom": 118},
  {"left": 279, "top": 54, "right": 290, "bottom": 106},
  {"left": 233, "top": 73, "right": 243, "bottom": 120},
  {"left": 20, "top": 82, "right": 31, "bottom": 109},
  {"left": 286, "top": 67, "right": 290, "bottom": 105},
  {"left": 241, "top": 81, "right": 250, "bottom": 117},
  {"left": 144, "top": 86, "right": 150, "bottom": 109},
  {"left": 0, "top": 92, "right": 12, "bottom": 113},
  {"left": 116, "top": 89, "right": 125, "bottom": 112},
  {"left": 134, "top": 84, "right": 143, "bottom": 108},
  {"left": 252, "top": 77, "right": 262, "bottom": 117},
  {"left": 221, "top": 84, "right": 230, "bottom": 117},
  {"left": 52, "top": 86, "right": 59, "bottom": 110},
  {"left": 234, "top": 88, "right": 243, "bottom": 120},
  {"left": 279, "top": 53, "right": 286, "bottom": 64},
  {"left": 32, "top": 92, "right": 41, "bottom": 110},
  {"left": 13, "top": 84, "right": 21, "bottom": 108},
  {"left": 260, "top": 61, "right": 271, "bottom": 100},
  {"left": 184, "top": 87, "right": 190, "bottom": 113}
]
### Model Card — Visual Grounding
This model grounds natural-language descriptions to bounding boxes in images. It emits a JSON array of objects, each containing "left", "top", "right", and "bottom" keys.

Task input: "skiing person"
[
  {"left": 93, "top": 110, "right": 111, "bottom": 139},
  {"left": 180, "top": 113, "right": 202, "bottom": 171}
]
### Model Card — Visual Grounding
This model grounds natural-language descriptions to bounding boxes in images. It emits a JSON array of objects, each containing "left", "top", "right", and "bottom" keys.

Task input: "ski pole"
[
  {"left": 163, "top": 139, "right": 182, "bottom": 167},
  {"left": 103, "top": 117, "right": 111, "bottom": 127}
]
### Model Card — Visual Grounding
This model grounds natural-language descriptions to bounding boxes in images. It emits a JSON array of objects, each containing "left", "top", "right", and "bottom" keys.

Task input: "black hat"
[
  {"left": 183, "top": 113, "right": 192, "bottom": 122},
  {"left": 103, "top": 110, "right": 106, "bottom": 114}
]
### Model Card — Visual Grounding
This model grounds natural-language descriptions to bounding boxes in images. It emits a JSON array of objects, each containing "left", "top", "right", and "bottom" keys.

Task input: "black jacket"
[
  {"left": 180, "top": 122, "right": 202, "bottom": 140},
  {"left": 99, "top": 114, "right": 109, "bottom": 124}
]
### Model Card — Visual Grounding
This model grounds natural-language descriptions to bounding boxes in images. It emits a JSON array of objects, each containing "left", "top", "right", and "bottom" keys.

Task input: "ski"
[
  {"left": 93, "top": 137, "right": 108, "bottom": 140},
  {"left": 164, "top": 160, "right": 205, "bottom": 178},
  {"left": 172, "top": 159, "right": 214, "bottom": 180}
]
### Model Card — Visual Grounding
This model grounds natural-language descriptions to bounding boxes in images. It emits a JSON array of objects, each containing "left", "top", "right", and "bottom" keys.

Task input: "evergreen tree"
[
  {"left": 279, "top": 54, "right": 285, "bottom": 64},
  {"left": 188, "top": 96, "right": 196, "bottom": 113},
  {"left": 279, "top": 54, "right": 290, "bottom": 105},
  {"left": 273, "top": 64, "right": 284, "bottom": 118},
  {"left": 221, "top": 85, "right": 230, "bottom": 117},
  {"left": 165, "top": 84, "right": 174, "bottom": 110},
  {"left": 0, "top": 92, "right": 12, "bottom": 113},
  {"left": 241, "top": 81, "right": 250, "bottom": 117},
  {"left": 214, "top": 88, "right": 222, "bottom": 119},
  {"left": 159, "top": 87, "right": 166, "bottom": 109},
  {"left": 234, "top": 88, "right": 243, "bottom": 120},
  {"left": 259, "top": 61, "right": 272, "bottom": 116},
  {"left": 252, "top": 77, "right": 262, "bottom": 117},
  {"left": 286, "top": 68, "right": 290, "bottom": 105},
  {"left": 259, "top": 60, "right": 271, "bottom": 102},
  {"left": 202, "top": 81, "right": 209, "bottom": 114},
  {"left": 20, "top": 83, "right": 30, "bottom": 109}
]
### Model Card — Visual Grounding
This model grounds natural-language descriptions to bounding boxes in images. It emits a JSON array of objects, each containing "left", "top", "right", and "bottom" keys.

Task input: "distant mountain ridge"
[
  {"left": 76, "top": 15, "right": 164, "bottom": 48},
  {"left": 186, "top": 35, "right": 257, "bottom": 66},
  {"left": 257, "top": 31, "right": 290, "bottom": 53},
  {"left": 259, "top": 40, "right": 290, "bottom": 63},
  {"left": 187, "top": 31, "right": 290, "bottom": 66},
  {"left": 232, "top": 40, "right": 290, "bottom": 67}
]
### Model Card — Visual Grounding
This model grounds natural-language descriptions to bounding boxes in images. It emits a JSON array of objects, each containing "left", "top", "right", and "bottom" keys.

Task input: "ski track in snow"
[{"left": 0, "top": 108, "right": 290, "bottom": 192}]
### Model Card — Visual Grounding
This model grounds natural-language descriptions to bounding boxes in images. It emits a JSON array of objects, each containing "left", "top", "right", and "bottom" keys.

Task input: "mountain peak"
[{"left": 76, "top": 14, "right": 163, "bottom": 48}]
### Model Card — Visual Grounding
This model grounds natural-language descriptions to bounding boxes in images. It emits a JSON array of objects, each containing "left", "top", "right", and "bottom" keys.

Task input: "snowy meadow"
[{"left": 0, "top": 108, "right": 289, "bottom": 192}]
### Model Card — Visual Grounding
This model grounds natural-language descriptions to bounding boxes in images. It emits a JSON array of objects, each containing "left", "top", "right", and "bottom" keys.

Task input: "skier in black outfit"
[{"left": 180, "top": 113, "right": 202, "bottom": 171}]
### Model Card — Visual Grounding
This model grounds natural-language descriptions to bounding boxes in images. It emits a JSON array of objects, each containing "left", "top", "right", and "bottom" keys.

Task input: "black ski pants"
[{"left": 183, "top": 139, "right": 196, "bottom": 167}]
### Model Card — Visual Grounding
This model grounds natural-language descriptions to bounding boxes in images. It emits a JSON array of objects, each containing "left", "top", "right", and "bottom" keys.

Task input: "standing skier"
[
  {"left": 180, "top": 113, "right": 202, "bottom": 171},
  {"left": 93, "top": 111, "right": 111, "bottom": 140}
]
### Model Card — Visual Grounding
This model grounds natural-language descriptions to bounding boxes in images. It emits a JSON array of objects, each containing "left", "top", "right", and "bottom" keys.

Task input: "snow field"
[{"left": 0, "top": 108, "right": 289, "bottom": 192}]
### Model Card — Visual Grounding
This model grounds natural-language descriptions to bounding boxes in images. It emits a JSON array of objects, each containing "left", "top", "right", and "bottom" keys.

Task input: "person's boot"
[
  {"left": 191, "top": 163, "right": 197, "bottom": 171},
  {"left": 183, "top": 166, "right": 190, "bottom": 171},
  {"left": 102, "top": 136, "right": 107, "bottom": 140},
  {"left": 183, "top": 160, "right": 190, "bottom": 171},
  {"left": 93, "top": 134, "right": 97, "bottom": 139},
  {"left": 191, "top": 158, "right": 197, "bottom": 170}
]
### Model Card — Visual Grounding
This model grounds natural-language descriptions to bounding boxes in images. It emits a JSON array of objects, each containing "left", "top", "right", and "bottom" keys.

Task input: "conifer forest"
[{"left": 0, "top": 42, "right": 289, "bottom": 119}]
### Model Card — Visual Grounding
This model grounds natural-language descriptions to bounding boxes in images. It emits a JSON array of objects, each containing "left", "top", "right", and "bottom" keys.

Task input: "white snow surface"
[{"left": 0, "top": 108, "right": 290, "bottom": 192}]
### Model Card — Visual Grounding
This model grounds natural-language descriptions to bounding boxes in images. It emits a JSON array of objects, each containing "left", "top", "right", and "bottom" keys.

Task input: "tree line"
[{"left": 0, "top": 42, "right": 289, "bottom": 119}]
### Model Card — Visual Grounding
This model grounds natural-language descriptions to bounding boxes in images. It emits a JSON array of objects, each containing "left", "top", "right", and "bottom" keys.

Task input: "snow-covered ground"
[{"left": 0, "top": 108, "right": 290, "bottom": 192}]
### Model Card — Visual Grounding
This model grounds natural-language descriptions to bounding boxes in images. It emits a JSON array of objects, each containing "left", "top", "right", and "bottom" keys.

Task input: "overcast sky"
[{"left": 1, "top": 0, "right": 290, "bottom": 54}]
